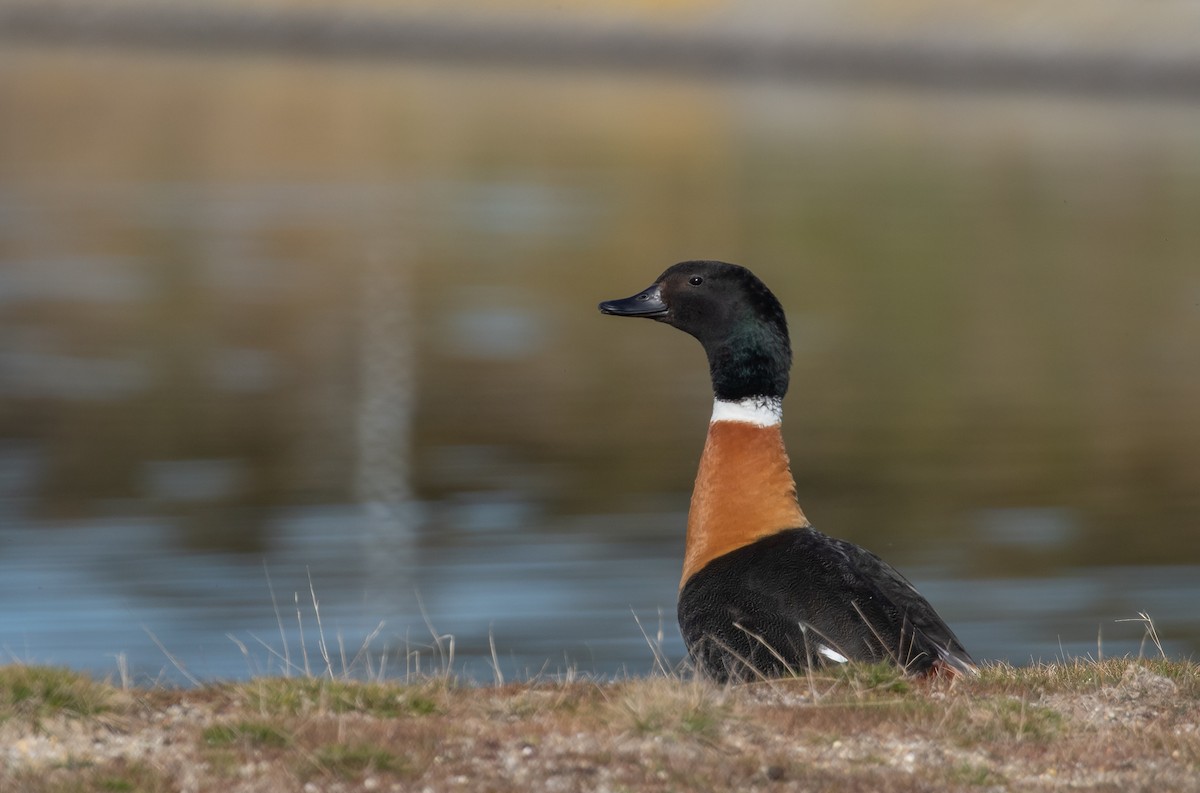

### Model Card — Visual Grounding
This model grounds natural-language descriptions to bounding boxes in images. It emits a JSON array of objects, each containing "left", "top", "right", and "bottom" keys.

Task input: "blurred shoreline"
[{"left": 2, "top": 1, "right": 1200, "bottom": 99}]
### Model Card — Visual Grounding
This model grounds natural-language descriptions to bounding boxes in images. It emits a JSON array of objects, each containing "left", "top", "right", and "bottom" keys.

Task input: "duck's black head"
[{"left": 599, "top": 260, "right": 791, "bottom": 400}]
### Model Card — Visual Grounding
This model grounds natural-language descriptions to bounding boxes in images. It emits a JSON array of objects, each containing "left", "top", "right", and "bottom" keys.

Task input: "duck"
[{"left": 599, "top": 260, "right": 975, "bottom": 682}]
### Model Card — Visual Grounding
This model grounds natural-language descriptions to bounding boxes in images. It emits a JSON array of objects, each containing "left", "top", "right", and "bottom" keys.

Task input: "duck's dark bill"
[{"left": 598, "top": 284, "right": 667, "bottom": 317}]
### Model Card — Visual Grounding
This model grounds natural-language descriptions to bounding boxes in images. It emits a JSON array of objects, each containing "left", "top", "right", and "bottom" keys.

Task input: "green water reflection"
[{"left": 2, "top": 47, "right": 1199, "bottom": 672}]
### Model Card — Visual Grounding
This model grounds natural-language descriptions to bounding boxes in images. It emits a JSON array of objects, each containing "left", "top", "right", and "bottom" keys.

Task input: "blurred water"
[{"left": 1, "top": 49, "right": 1199, "bottom": 683}]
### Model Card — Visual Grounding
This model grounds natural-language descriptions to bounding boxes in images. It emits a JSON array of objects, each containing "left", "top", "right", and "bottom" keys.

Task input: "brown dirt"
[{"left": 2, "top": 659, "right": 1198, "bottom": 792}]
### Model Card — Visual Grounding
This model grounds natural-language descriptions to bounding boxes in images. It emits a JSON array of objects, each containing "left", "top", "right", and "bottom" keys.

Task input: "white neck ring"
[{"left": 709, "top": 396, "right": 783, "bottom": 427}]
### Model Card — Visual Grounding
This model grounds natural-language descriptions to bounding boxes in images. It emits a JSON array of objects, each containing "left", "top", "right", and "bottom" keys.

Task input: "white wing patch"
[{"left": 818, "top": 644, "right": 849, "bottom": 664}]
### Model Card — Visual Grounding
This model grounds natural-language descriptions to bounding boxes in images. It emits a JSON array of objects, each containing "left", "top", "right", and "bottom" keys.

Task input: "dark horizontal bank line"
[{"left": 3, "top": 2, "right": 1200, "bottom": 101}]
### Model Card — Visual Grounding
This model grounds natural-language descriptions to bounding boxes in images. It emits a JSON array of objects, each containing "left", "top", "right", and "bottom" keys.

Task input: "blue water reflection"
[
  {"left": 3, "top": 52, "right": 1200, "bottom": 683},
  {"left": 4, "top": 498, "right": 1197, "bottom": 684}
]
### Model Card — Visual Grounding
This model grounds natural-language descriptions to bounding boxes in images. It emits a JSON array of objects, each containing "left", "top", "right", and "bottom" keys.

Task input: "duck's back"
[{"left": 678, "top": 526, "right": 973, "bottom": 682}]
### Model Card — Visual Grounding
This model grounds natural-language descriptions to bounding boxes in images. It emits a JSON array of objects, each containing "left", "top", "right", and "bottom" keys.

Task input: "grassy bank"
[{"left": 1, "top": 658, "right": 1197, "bottom": 792}]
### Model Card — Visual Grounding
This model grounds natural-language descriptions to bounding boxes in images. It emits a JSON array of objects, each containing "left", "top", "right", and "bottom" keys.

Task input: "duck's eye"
[{"left": 688, "top": 276, "right": 703, "bottom": 286}]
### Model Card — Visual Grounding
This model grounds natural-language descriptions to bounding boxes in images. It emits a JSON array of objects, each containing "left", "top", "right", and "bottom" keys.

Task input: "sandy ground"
[{"left": 2, "top": 659, "right": 1198, "bottom": 792}]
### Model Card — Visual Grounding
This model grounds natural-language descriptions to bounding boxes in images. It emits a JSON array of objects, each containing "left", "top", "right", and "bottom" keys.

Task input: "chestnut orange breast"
[{"left": 682, "top": 420, "right": 807, "bottom": 587}]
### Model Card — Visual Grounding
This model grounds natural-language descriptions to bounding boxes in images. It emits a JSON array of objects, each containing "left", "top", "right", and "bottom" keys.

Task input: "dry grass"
[
  {"left": 0, "top": 664, "right": 118, "bottom": 722},
  {"left": 1, "top": 657, "right": 1197, "bottom": 793}
]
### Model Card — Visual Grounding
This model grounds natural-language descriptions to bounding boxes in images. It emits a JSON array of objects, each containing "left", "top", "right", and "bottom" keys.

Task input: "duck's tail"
[{"left": 925, "top": 646, "right": 979, "bottom": 679}]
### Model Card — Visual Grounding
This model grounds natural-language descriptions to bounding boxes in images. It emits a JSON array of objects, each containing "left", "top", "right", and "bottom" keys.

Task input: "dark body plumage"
[
  {"left": 679, "top": 527, "right": 973, "bottom": 682},
  {"left": 600, "top": 260, "right": 974, "bottom": 682}
]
